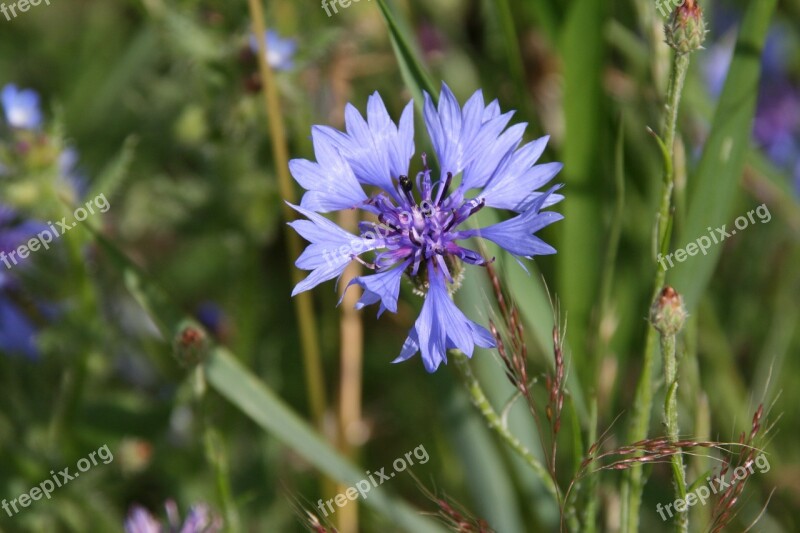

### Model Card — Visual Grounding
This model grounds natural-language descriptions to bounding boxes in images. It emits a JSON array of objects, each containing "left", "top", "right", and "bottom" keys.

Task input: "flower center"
[{"left": 357, "top": 155, "right": 491, "bottom": 287}]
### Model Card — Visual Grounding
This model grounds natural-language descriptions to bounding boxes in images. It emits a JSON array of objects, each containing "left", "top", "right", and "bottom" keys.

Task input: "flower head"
[
  {"left": 288, "top": 84, "right": 564, "bottom": 371},
  {"left": 0, "top": 205, "right": 48, "bottom": 359},
  {"left": 664, "top": 0, "right": 707, "bottom": 55},
  {"left": 124, "top": 500, "right": 222, "bottom": 533},
  {"left": 249, "top": 29, "right": 297, "bottom": 71},
  {"left": 1, "top": 84, "right": 43, "bottom": 130},
  {"left": 650, "top": 286, "right": 687, "bottom": 336}
]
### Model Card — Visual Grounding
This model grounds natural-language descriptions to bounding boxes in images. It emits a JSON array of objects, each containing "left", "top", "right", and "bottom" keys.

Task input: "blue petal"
[
  {"left": 315, "top": 94, "right": 414, "bottom": 201},
  {"left": 250, "top": 30, "right": 297, "bottom": 71},
  {"left": 393, "top": 268, "right": 495, "bottom": 372},
  {"left": 424, "top": 84, "right": 515, "bottom": 180},
  {"left": 466, "top": 186, "right": 564, "bottom": 258},
  {"left": 479, "top": 136, "right": 564, "bottom": 212},
  {"left": 289, "top": 128, "right": 367, "bottom": 212},
  {"left": 1, "top": 84, "right": 42, "bottom": 130},
  {"left": 123, "top": 505, "right": 161, "bottom": 533},
  {"left": 287, "top": 203, "right": 382, "bottom": 296},
  {"left": 460, "top": 123, "right": 526, "bottom": 191},
  {"left": 343, "top": 260, "right": 408, "bottom": 317},
  {"left": 0, "top": 296, "right": 39, "bottom": 359}
]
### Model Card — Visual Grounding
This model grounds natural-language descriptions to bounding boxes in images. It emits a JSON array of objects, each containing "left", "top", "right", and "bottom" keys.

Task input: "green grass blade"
[
  {"left": 669, "top": 0, "right": 779, "bottom": 310},
  {"left": 557, "top": 0, "right": 606, "bottom": 385},
  {"left": 205, "top": 348, "right": 446, "bottom": 533},
  {"left": 375, "top": 0, "right": 438, "bottom": 106}
]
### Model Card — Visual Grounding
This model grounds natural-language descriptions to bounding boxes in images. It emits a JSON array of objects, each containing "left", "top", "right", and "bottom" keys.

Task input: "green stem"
[
  {"left": 190, "top": 366, "right": 241, "bottom": 531},
  {"left": 661, "top": 334, "right": 688, "bottom": 533},
  {"left": 452, "top": 352, "right": 560, "bottom": 502},
  {"left": 247, "top": 0, "right": 327, "bottom": 428},
  {"left": 581, "top": 399, "right": 599, "bottom": 533},
  {"left": 621, "top": 51, "right": 691, "bottom": 533}
]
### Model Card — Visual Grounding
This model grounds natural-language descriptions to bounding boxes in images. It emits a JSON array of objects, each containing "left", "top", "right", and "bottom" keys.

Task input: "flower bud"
[
  {"left": 664, "top": 0, "right": 707, "bottom": 55},
  {"left": 173, "top": 320, "right": 211, "bottom": 367},
  {"left": 650, "top": 286, "right": 687, "bottom": 336}
]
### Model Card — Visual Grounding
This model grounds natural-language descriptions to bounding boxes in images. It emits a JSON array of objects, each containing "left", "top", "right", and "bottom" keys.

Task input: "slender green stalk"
[
  {"left": 247, "top": 0, "right": 327, "bottom": 428},
  {"left": 494, "top": 0, "right": 529, "bottom": 112},
  {"left": 452, "top": 351, "right": 560, "bottom": 502},
  {"left": 198, "top": 367, "right": 241, "bottom": 532},
  {"left": 621, "top": 45, "right": 691, "bottom": 533},
  {"left": 661, "top": 334, "right": 688, "bottom": 532},
  {"left": 581, "top": 399, "right": 599, "bottom": 533}
]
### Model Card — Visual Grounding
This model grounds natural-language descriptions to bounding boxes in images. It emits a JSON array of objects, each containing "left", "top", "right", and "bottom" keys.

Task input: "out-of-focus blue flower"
[
  {"left": 124, "top": 500, "right": 222, "bottom": 533},
  {"left": 195, "top": 301, "right": 231, "bottom": 341},
  {"left": 0, "top": 296, "right": 39, "bottom": 359},
  {"left": 701, "top": 31, "right": 734, "bottom": 98},
  {"left": 288, "top": 83, "right": 564, "bottom": 372},
  {"left": 123, "top": 505, "right": 161, "bottom": 533},
  {"left": 249, "top": 29, "right": 297, "bottom": 71},
  {"left": 1, "top": 84, "right": 43, "bottom": 130},
  {"left": 703, "top": 23, "right": 800, "bottom": 195},
  {"left": 754, "top": 81, "right": 800, "bottom": 168},
  {"left": 0, "top": 205, "right": 47, "bottom": 359}
]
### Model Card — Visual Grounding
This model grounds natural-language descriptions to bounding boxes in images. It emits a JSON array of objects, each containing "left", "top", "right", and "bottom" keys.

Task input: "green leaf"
[
  {"left": 205, "top": 348, "right": 446, "bottom": 533},
  {"left": 92, "top": 232, "right": 445, "bottom": 532},
  {"left": 669, "top": 0, "right": 778, "bottom": 310}
]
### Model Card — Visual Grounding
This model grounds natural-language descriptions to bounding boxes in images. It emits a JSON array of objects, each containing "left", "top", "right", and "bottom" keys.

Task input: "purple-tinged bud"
[
  {"left": 664, "top": 0, "right": 707, "bottom": 55},
  {"left": 173, "top": 320, "right": 211, "bottom": 367},
  {"left": 650, "top": 286, "right": 687, "bottom": 336}
]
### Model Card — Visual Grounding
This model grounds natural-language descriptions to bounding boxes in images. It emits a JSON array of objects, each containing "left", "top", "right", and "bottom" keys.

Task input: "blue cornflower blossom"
[
  {"left": 0, "top": 205, "right": 47, "bottom": 359},
  {"left": 288, "top": 84, "right": 564, "bottom": 372},
  {"left": 1, "top": 84, "right": 43, "bottom": 130},
  {"left": 124, "top": 500, "right": 222, "bottom": 533},
  {"left": 249, "top": 29, "right": 297, "bottom": 71},
  {"left": 703, "top": 22, "right": 800, "bottom": 194}
]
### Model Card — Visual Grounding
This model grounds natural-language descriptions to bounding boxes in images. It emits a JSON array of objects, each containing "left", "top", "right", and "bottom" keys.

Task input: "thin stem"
[
  {"left": 452, "top": 351, "right": 560, "bottom": 503},
  {"left": 246, "top": 0, "right": 327, "bottom": 428},
  {"left": 661, "top": 334, "right": 688, "bottom": 533},
  {"left": 657, "top": 53, "right": 689, "bottom": 248},
  {"left": 198, "top": 368, "right": 241, "bottom": 531},
  {"left": 581, "top": 399, "right": 600, "bottom": 533},
  {"left": 621, "top": 50, "right": 691, "bottom": 533}
]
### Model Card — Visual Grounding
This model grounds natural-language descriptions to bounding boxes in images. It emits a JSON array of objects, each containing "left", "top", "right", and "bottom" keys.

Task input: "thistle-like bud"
[
  {"left": 173, "top": 320, "right": 211, "bottom": 367},
  {"left": 664, "top": 0, "right": 707, "bottom": 55},
  {"left": 650, "top": 286, "right": 687, "bottom": 336}
]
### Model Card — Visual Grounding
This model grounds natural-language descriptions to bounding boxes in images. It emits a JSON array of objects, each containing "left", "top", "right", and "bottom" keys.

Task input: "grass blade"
[
  {"left": 669, "top": 0, "right": 779, "bottom": 310},
  {"left": 375, "top": 0, "right": 438, "bottom": 106}
]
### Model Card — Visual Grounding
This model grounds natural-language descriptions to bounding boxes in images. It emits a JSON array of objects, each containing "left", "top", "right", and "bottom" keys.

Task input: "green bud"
[
  {"left": 650, "top": 286, "right": 687, "bottom": 336},
  {"left": 664, "top": 0, "right": 707, "bottom": 55},
  {"left": 173, "top": 320, "right": 211, "bottom": 367}
]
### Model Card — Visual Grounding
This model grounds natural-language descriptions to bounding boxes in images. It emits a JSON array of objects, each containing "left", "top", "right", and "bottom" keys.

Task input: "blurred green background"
[{"left": 0, "top": 0, "right": 798, "bottom": 531}]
